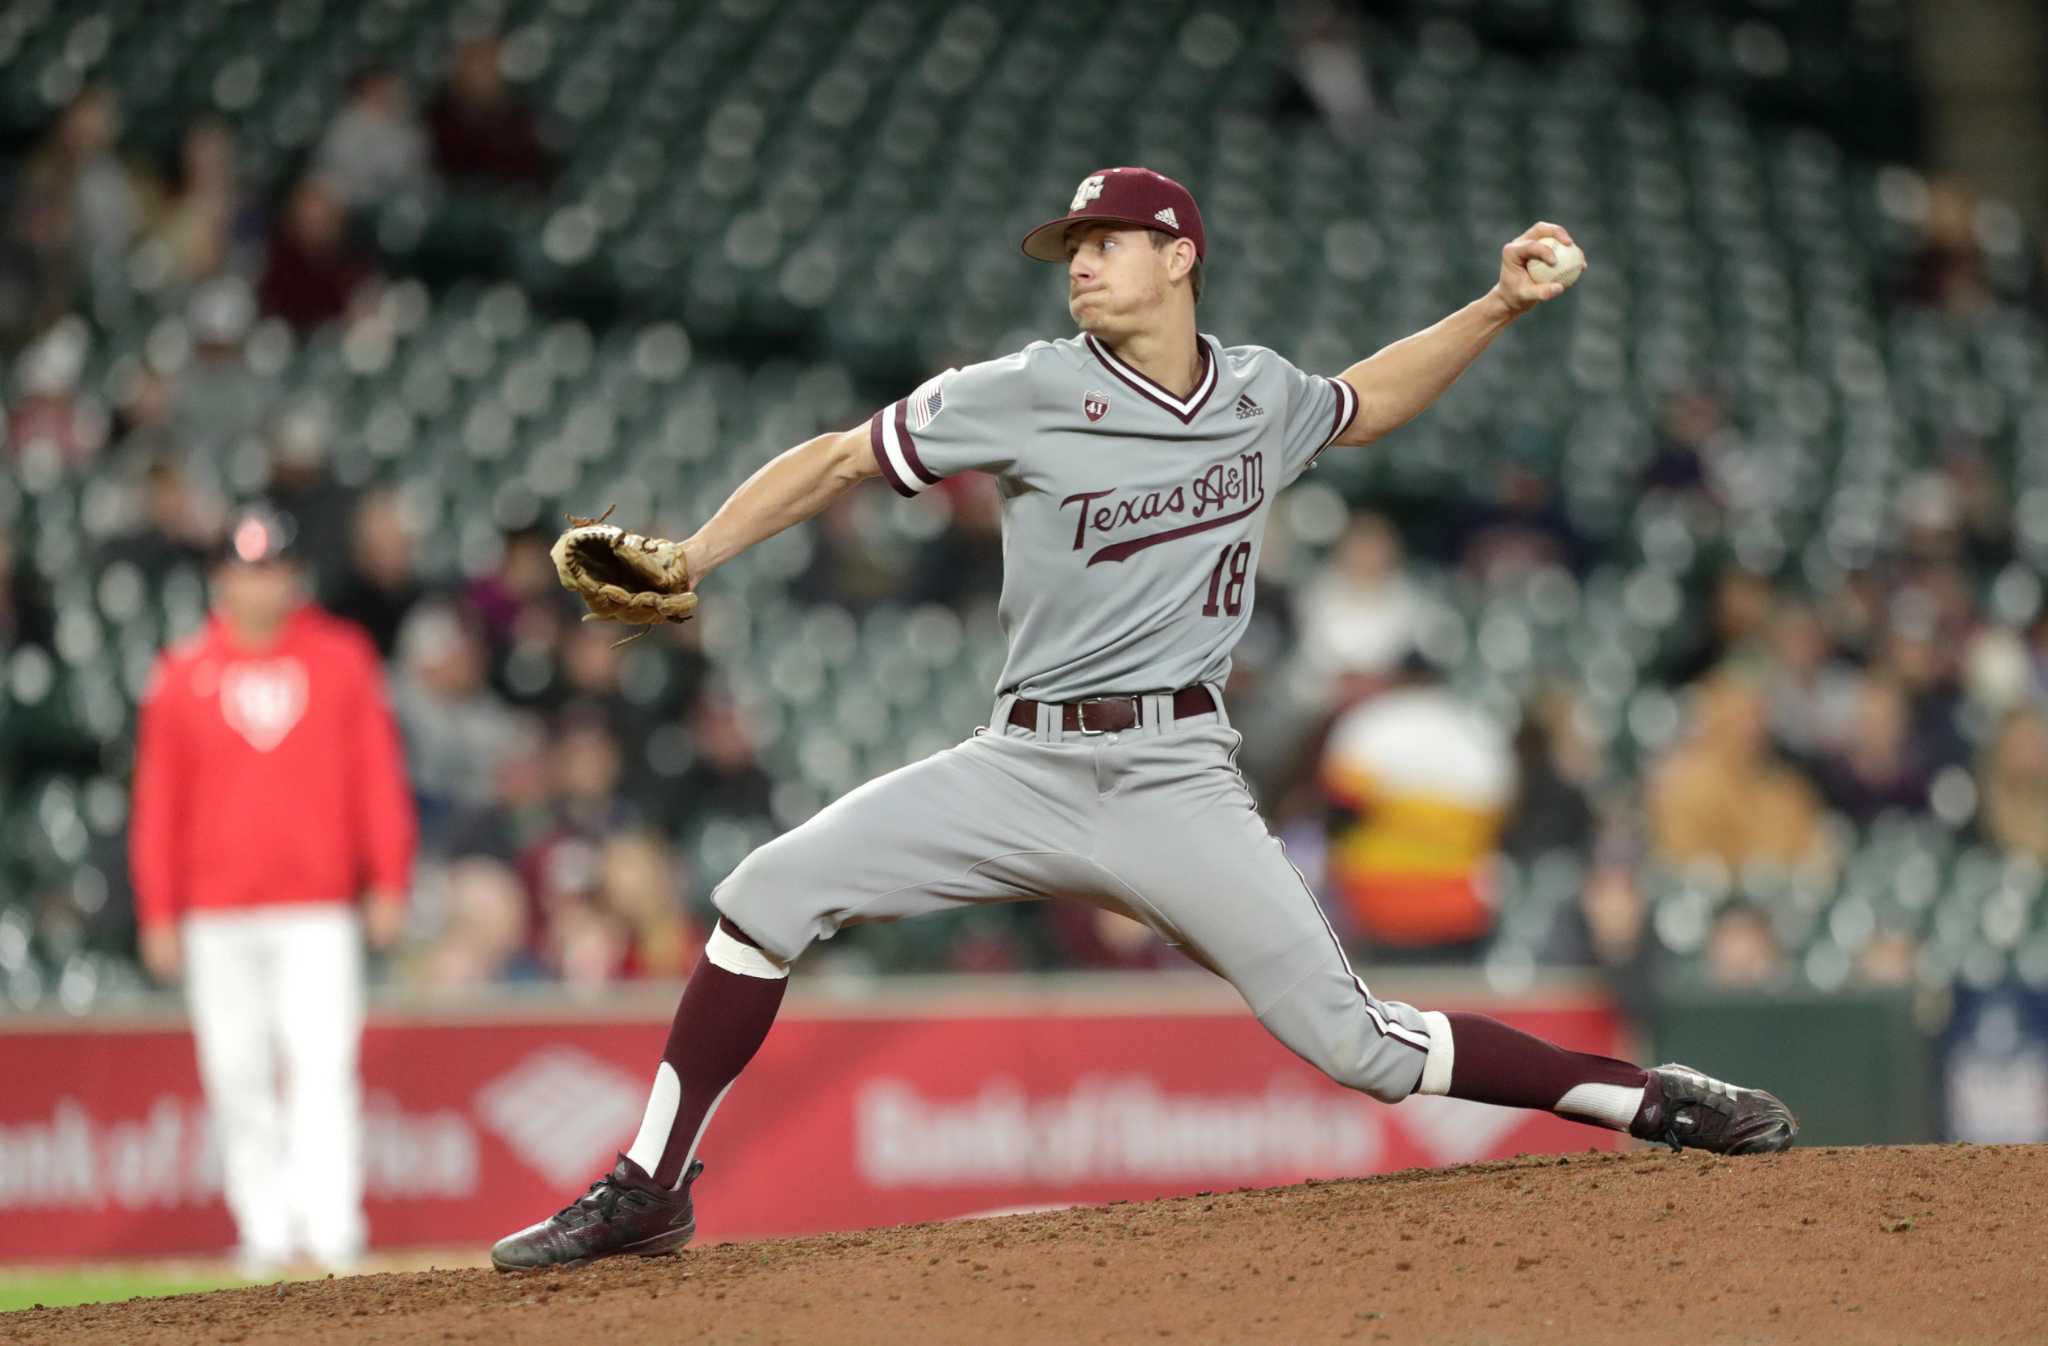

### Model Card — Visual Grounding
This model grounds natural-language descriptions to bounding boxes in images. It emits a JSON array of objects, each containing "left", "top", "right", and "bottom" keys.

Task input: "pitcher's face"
[{"left": 1065, "top": 225, "right": 1176, "bottom": 338}]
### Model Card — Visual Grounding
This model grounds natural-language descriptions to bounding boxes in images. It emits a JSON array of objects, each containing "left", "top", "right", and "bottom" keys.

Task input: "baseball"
[{"left": 1527, "top": 240, "right": 1585, "bottom": 289}]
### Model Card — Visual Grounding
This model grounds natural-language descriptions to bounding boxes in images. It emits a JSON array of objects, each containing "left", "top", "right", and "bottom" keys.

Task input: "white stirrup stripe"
[
  {"left": 624, "top": 1061, "right": 681, "bottom": 1177},
  {"left": 1554, "top": 1081, "right": 1644, "bottom": 1130},
  {"left": 676, "top": 1080, "right": 735, "bottom": 1183}
]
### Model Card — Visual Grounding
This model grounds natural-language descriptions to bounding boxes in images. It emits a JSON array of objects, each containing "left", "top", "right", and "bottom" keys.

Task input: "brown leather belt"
[{"left": 1006, "top": 686, "right": 1218, "bottom": 735}]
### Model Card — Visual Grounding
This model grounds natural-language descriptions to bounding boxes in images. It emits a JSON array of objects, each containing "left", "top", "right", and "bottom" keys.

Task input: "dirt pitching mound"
[{"left": 9, "top": 1144, "right": 2042, "bottom": 1346}]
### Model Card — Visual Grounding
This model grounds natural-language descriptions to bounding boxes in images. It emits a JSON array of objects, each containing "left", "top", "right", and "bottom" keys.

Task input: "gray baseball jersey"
[
  {"left": 710, "top": 331, "right": 1451, "bottom": 1111},
  {"left": 867, "top": 333, "right": 1359, "bottom": 701}
]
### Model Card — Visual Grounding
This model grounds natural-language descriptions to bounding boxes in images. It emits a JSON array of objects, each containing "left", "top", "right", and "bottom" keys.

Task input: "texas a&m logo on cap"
[
  {"left": 1083, "top": 389, "right": 1111, "bottom": 423},
  {"left": 1022, "top": 166, "right": 1207, "bottom": 264}
]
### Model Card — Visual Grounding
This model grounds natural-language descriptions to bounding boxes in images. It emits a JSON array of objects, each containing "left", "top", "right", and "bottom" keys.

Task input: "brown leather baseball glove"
[{"left": 550, "top": 508, "right": 698, "bottom": 631}]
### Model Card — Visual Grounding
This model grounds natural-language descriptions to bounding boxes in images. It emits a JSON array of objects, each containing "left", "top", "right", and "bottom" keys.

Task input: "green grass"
[{"left": 0, "top": 1271, "right": 246, "bottom": 1312}]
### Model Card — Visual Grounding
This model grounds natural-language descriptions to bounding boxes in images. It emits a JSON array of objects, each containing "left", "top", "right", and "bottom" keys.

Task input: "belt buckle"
[{"left": 1074, "top": 696, "right": 1123, "bottom": 736}]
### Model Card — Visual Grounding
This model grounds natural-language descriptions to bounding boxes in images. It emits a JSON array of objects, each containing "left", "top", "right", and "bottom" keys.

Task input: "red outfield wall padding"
[{"left": 0, "top": 999, "right": 1623, "bottom": 1260}]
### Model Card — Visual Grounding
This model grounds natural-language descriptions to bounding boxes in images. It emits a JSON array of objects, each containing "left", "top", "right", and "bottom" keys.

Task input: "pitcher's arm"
[{"left": 680, "top": 425, "right": 881, "bottom": 581}]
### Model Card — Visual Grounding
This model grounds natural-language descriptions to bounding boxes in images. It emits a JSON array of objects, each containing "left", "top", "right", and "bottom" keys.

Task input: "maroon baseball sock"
[
  {"left": 623, "top": 920, "right": 788, "bottom": 1189},
  {"left": 1434, "top": 1011, "right": 1652, "bottom": 1131}
]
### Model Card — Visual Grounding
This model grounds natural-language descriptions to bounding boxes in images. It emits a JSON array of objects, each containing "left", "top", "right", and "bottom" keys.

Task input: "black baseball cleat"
[
  {"left": 490, "top": 1155, "right": 703, "bottom": 1272},
  {"left": 1630, "top": 1064, "right": 1797, "bottom": 1155}
]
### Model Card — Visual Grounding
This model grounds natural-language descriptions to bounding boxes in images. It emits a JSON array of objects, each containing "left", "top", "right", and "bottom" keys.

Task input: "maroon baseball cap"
[{"left": 1021, "top": 167, "right": 1207, "bottom": 264}]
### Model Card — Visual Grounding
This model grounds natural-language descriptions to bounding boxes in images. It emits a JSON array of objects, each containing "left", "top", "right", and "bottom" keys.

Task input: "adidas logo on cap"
[{"left": 1154, "top": 206, "right": 1179, "bottom": 229}]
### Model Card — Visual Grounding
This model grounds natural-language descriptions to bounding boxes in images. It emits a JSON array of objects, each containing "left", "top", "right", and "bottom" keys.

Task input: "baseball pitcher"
[{"left": 495, "top": 168, "right": 1795, "bottom": 1271}]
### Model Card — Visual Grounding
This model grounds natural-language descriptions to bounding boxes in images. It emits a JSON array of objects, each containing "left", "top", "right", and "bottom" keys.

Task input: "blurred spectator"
[
  {"left": 0, "top": 527, "right": 55, "bottom": 654},
  {"left": 1896, "top": 470, "right": 1967, "bottom": 566},
  {"left": 1896, "top": 178, "right": 1992, "bottom": 319},
  {"left": 258, "top": 176, "right": 377, "bottom": 331},
  {"left": 18, "top": 86, "right": 141, "bottom": 320},
  {"left": 1045, "top": 904, "right": 1175, "bottom": 971},
  {"left": 524, "top": 711, "right": 652, "bottom": 984},
  {"left": 1283, "top": 0, "right": 1377, "bottom": 146},
  {"left": 1575, "top": 856, "right": 1655, "bottom": 1016},
  {"left": 1702, "top": 902, "right": 1786, "bottom": 989},
  {"left": 1962, "top": 622, "right": 2036, "bottom": 719},
  {"left": 1761, "top": 598, "right": 1859, "bottom": 763},
  {"left": 408, "top": 856, "right": 538, "bottom": 987},
  {"left": 907, "top": 476, "right": 1005, "bottom": 608},
  {"left": 1934, "top": 445, "right": 2014, "bottom": 572},
  {"left": 99, "top": 457, "right": 216, "bottom": 576},
  {"left": 316, "top": 65, "right": 434, "bottom": 211},
  {"left": 1978, "top": 706, "right": 2048, "bottom": 865},
  {"left": 2032, "top": 611, "right": 2048, "bottom": 700},
  {"left": 129, "top": 504, "right": 413, "bottom": 1275},
  {"left": 669, "top": 691, "right": 775, "bottom": 836},
  {"left": 329, "top": 489, "right": 424, "bottom": 657},
  {"left": 1878, "top": 592, "right": 1971, "bottom": 774},
  {"left": 943, "top": 912, "right": 1038, "bottom": 973},
  {"left": 467, "top": 528, "right": 601, "bottom": 708},
  {"left": 148, "top": 117, "right": 254, "bottom": 285},
  {"left": 443, "top": 712, "right": 554, "bottom": 863},
  {"left": 171, "top": 277, "right": 271, "bottom": 469},
  {"left": 1813, "top": 676, "right": 1931, "bottom": 823},
  {"left": 544, "top": 705, "right": 642, "bottom": 837},
  {"left": 794, "top": 494, "right": 911, "bottom": 611},
  {"left": 110, "top": 364, "right": 181, "bottom": 464},
  {"left": 1855, "top": 928, "right": 1920, "bottom": 987},
  {"left": 1642, "top": 387, "right": 1727, "bottom": 503},
  {"left": 389, "top": 599, "right": 520, "bottom": 839},
  {"left": 560, "top": 620, "right": 628, "bottom": 702},
  {"left": 261, "top": 403, "right": 356, "bottom": 601},
  {"left": 1293, "top": 513, "right": 1422, "bottom": 685},
  {"left": 468, "top": 528, "right": 569, "bottom": 649},
  {"left": 1460, "top": 466, "right": 1586, "bottom": 583},
  {"left": 598, "top": 831, "right": 699, "bottom": 978},
  {"left": 1819, "top": 566, "right": 1888, "bottom": 666},
  {"left": 1646, "top": 669, "right": 1830, "bottom": 875},
  {"left": 6, "top": 317, "right": 108, "bottom": 466},
  {"left": 0, "top": 232, "right": 49, "bottom": 353},
  {"left": 427, "top": 35, "right": 555, "bottom": 192},
  {"left": 1499, "top": 686, "right": 1597, "bottom": 862},
  {"left": 1660, "top": 564, "right": 1774, "bottom": 689},
  {"left": 536, "top": 837, "right": 629, "bottom": 989},
  {"left": 1320, "top": 657, "right": 1514, "bottom": 959}
]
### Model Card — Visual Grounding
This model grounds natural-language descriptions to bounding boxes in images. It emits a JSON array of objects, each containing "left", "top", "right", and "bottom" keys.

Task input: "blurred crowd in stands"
[
  {"left": 4, "top": 24, "right": 2048, "bottom": 1002},
  {"left": 4, "top": 34, "right": 553, "bottom": 353}
]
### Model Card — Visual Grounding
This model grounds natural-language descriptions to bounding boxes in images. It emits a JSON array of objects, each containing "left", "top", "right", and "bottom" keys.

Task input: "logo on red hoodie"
[{"left": 219, "top": 658, "right": 308, "bottom": 752}]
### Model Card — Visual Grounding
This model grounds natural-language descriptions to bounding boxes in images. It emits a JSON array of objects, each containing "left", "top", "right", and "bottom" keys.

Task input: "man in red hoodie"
[{"left": 130, "top": 505, "right": 416, "bottom": 1275}]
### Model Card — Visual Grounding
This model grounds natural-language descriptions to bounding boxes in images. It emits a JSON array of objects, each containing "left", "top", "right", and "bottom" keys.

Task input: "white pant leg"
[
  {"left": 271, "top": 904, "right": 367, "bottom": 1265},
  {"left": 184, "top": 913, "right": 292, "bottom": 1262}
]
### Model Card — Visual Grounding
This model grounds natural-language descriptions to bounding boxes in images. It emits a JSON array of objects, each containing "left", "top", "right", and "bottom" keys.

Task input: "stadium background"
[{"left": 3, "top": 0, "right": 2048, "bottom": 1278}]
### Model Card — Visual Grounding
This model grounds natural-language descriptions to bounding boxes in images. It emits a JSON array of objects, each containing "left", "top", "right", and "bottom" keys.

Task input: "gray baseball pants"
[{"left": 711, "top": 689, "right": 1441, "bottom": 1104}]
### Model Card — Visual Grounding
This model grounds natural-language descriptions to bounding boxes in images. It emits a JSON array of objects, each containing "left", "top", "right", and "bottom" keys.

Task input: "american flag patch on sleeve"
[{"left": 907, "top": 374, "right": 947, "bottom": 432}]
